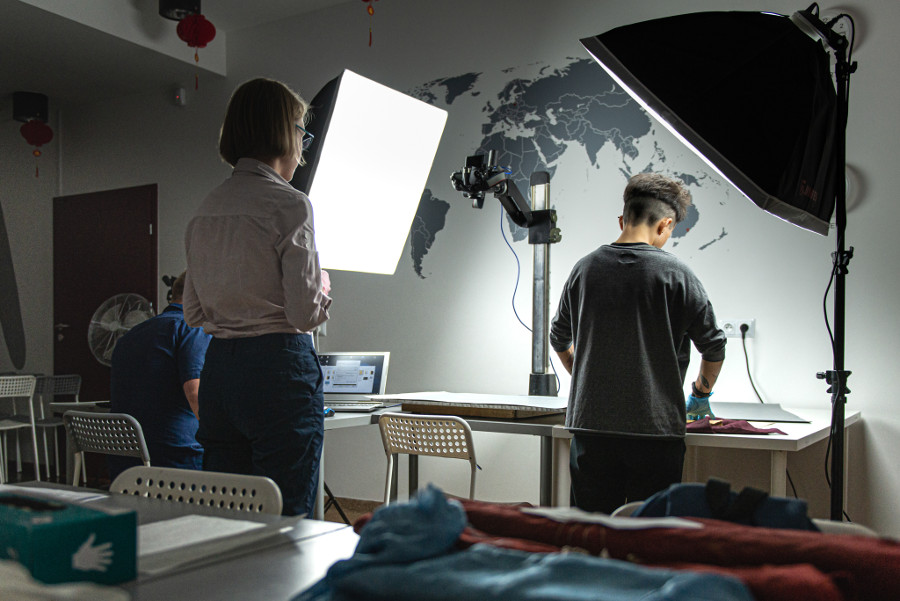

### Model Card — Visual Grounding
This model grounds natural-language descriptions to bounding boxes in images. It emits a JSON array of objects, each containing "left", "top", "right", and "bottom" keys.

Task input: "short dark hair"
[
  {"left": 219, "top": 78, "right": 309, "bottom": 167},
  {"left": 622, "top": 173, "right": 692, "bottom": 226},
  {"left": 171, "top": 271, "right": 186, "bottom": 303}
]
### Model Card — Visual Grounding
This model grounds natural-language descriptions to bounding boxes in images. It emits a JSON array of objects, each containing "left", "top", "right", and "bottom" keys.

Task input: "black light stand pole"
[{"left": 818, "top": 30, "right": 856, "bottom": 521}]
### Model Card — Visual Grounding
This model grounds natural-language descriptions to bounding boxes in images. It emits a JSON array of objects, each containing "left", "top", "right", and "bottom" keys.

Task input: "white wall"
[{"left": 2, "top": 0, "right": 899, "bottom": 535}]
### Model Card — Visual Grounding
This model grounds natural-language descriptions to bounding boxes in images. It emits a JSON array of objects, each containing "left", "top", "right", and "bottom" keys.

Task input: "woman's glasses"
[{"left": 295, "top": 124, "right": 315, "bottom": 150}]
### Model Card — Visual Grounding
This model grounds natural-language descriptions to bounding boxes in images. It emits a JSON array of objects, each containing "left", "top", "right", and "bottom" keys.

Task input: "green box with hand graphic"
[{"left": 0, "top": 493, "right": 137, "bottom": 584}]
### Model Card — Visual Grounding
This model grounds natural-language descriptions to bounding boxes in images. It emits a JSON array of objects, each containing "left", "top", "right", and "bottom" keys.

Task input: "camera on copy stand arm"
[{"left": 450, "top": 151, "right": 560, "bottom": 244}]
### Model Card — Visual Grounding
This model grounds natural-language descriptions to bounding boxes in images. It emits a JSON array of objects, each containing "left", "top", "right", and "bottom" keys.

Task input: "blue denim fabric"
[{"left": 198, "top": 333, "right": 324, "bottom": 516}]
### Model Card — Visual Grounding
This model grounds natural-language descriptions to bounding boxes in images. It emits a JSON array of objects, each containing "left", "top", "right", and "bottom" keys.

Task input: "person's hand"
[
  {"left": 686, "top": 393, "right": 714, "bottom": 421},
  {"left": 321, "top": 269, "right": 331, "bottom": 296}
]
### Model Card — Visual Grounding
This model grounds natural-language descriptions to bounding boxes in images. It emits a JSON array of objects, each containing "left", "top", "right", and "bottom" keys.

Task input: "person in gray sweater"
[{"left": 550, "top": 173, "right": 726, "bottom": 514}]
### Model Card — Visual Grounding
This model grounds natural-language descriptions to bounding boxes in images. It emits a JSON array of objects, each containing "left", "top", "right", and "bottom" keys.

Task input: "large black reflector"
[{"left": 582, "top": 11, "right": 838, "bottom": 235}]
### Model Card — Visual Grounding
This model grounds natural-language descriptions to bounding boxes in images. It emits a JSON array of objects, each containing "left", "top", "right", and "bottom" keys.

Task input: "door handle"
[{"left": 55, "top": 323, "right": 69, "bottom": 342}]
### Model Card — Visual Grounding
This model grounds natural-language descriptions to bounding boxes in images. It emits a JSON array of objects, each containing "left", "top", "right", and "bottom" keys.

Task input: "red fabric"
[
  {"left": 686, "top": 417, "right": 787, "bottom": 435},
  {"left": 458, "top": 498, "right": 900, "bottom": 601},
  {"left": 354, "top": 507, "right": 852, "bottom": 601}
]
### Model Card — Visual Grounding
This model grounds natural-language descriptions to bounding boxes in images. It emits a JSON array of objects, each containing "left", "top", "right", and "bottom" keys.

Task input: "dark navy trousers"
[
  {"left": 198, "top": 333, "right": 324, "bottom": 516},
  {"left": 570, "top": 433, "right": 686, "bottom": 515}
]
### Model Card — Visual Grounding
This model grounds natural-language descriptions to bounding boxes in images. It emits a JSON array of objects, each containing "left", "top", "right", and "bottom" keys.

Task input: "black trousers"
[
  {"left": 198, "top": 333, "right": 324, "bottom": 517},
  {"left": 569, "top": 433, "right": 686, "bottom": 514}
]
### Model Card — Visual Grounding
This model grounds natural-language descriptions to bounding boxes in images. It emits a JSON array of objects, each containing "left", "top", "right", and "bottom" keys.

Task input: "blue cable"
[{"left": 499, "top": 206, "right": 561, "bottom": 393}]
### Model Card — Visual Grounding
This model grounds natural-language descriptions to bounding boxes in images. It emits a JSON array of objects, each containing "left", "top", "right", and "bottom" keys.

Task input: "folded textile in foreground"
[
  {"left": 458, "top": 497, "right": 898, "bottom": 601},
  {"left": 295, "top": 486, "right": 754, "bottom": 601}
]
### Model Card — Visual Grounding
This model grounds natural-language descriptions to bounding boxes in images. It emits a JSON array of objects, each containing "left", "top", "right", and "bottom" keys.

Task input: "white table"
[
  {"left": 5, "top": 481, "right": 357, "bottom": 600},
  {"left": 6, "top": 481, "right": 358, "bottom": 599},
  {"left": 550, "top": 408, "right": 862, "bottom": 504}
]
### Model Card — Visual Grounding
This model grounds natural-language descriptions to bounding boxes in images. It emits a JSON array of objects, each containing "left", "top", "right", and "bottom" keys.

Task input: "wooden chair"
[{"left": 378, "top": 412, "right": 477, "bottom": 504}]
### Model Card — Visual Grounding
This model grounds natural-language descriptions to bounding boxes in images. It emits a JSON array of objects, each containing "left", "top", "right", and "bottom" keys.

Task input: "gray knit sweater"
[{"left": 550, "top": 243, "right": 726, "bottom": 439}]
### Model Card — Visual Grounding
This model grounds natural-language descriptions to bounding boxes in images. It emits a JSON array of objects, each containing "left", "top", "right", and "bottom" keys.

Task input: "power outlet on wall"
[{"left": 720, "top": 319, "right": 755, "bottom": 338}]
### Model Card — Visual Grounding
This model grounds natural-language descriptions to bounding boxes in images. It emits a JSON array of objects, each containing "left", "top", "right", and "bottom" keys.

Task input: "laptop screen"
[{"left": 318, "top": 352, "right": 390, "bottom": 400}]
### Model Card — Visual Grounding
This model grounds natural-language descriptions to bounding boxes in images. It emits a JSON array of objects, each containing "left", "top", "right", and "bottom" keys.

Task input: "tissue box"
[{"left": 0, "top": 493, "right": 137, "bottom": 584}]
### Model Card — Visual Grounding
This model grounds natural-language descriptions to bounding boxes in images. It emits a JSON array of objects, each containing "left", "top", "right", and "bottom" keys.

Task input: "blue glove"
[{"left": 686, "top": 392, "right": 714, "bottom": 421}]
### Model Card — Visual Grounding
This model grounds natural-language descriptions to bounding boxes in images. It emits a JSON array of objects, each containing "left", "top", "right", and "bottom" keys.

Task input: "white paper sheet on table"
[
  {"left": 0, "top": 484, "right": 108, "bottom": 503},
  {"left": 522, "top": 506, "right": 703, "bottom": 530},
  {"left": 370, "top": 391, "right": 567, "bottom": 411},
  {"left": 138, "top": 515, "right": 301, "bottom": 576}
]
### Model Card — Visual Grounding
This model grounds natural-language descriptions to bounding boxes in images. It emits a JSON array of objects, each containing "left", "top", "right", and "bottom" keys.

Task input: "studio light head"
[
  {"left": 581, "top": 10, "right": 840, "bottom": 235},
  {"left": 291, "top": 70, "right": 447, "bottom": 275}
]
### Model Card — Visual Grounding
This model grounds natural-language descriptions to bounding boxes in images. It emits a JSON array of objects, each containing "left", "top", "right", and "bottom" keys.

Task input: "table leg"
[
  {"left": 408, "top": 455, "right": 418, "bottom": 501},
  {"left": 770, "top": 450, "right": 787, "bottom": 497},
  {"left": 683, "top": 445, "right": 699, "bottom": 483},
  {"left": 540, "top": 436, "right": 552, "bottom": 506},
  {"left": 65, "top": 429, "right": 76, "bottom": 486},
  {"left": 843, "top": 426, "right": 851, "bottom": 508},
  {"left": 551, "top": 437, "right": 570, "bottom": 507},
  {"left": 314, "top": 447, "right": 325, "bottom": 519}
]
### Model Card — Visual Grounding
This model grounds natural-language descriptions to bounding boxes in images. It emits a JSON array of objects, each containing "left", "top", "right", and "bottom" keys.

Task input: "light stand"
[
  {"left": 794, "top": 5, "right": 858, "bottom": 520},
  {"left": 451, "top": 152, "right": 562, "bottom": 396},
  {"left": 581, "top": 7, "right": 856, "bottom": 520}
]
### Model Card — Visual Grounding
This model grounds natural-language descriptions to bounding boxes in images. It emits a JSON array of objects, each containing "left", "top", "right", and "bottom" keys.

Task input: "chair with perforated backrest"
[
  {"left": 24, "top": 374, "right": 82, "bottom": 480},
  {"left": 111, "top": 465, "right": 283, "bottom": 515},
  {"left": 610, "top": 501, "right": 644, "bottom": 517},
  {"left": 63, "top": 410, "right": 150, "bottom": 486},
  {"left": 0, "top": 376, "right": 40, "bottom": 483},
  {"left": 378, "top": 412, "right": 477, "bottom": 504}
]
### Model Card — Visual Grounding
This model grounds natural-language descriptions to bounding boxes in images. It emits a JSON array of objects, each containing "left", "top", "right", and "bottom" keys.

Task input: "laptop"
[{"left": 319, "top": 352, "right": 390, "bottom": 411}]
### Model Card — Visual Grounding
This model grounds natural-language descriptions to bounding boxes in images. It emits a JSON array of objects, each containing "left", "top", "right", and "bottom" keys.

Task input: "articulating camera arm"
[{"left": 450, "top": 152, "right": 560, "bottom": 244}]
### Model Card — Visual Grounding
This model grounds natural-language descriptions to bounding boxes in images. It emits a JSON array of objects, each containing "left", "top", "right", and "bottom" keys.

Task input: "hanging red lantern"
[
  {"left": 20, "top": 119, "right": 53, "bottom": 178},
  {"left": 176, "top": 13, "right": 216, "bottom": 89},
  {"left": 362, "top": 0, "right": 379, "bottom": 46}
]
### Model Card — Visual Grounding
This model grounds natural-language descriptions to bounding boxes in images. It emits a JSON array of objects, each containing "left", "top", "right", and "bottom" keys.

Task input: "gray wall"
[{"left": 2, "top": 0, "right": 899, "bottom": 535}]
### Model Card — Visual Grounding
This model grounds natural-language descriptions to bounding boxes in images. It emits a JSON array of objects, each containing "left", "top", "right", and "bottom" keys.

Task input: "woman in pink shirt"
[{"left": 184, "top": 78, "right": 331, "bottom": 516}]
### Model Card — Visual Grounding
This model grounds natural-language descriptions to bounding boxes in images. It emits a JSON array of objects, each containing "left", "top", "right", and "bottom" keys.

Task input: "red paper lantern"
[
  {"left": 20, "top": 119, "right": 53, "bottom": 177},
  {"left": 20, "top": 120, "right": 53, "bottom": 147},
  {"left": 177, "top": 14, "right": 216, "bottom": 49},
  {"left": 176, "top": 13, "right": 216, "bottom": 89}
]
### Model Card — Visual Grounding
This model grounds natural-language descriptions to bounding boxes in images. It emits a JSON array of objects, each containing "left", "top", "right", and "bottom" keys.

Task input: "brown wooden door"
[{"left": 53, "top": 184, "right": 157, "bottom": 404}]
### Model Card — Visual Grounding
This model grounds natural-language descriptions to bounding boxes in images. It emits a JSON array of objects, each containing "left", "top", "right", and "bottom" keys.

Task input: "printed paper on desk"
[{"left": 522, "top": 507, "right": 703, "bottom": 530}]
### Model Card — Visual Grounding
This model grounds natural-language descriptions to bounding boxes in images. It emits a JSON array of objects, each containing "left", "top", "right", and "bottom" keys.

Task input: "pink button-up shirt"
[{"left": 184, "top": 158, "right": 331, "bottom": 338}]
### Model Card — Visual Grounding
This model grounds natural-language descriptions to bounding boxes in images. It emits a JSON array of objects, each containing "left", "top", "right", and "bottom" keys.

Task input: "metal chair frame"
[
  {"left": 63, "top": 410, "right": 150, "bottom": 486},
  {"left": 0, "top": 376, "right": 39, "bottom": 483},
  {"left": 378, "top": 412, "right": 477, "bottom": 504},
  {"left": 111, "top": 465, "right": 283, "bottom": 515},
  {"left": 29, "top": 374, "right": 81, "bottom": 479}
]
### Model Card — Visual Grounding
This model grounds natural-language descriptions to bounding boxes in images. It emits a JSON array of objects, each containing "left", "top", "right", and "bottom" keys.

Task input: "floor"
[{"left": 324, "top": 496, "right": 382, "bottom": 525}]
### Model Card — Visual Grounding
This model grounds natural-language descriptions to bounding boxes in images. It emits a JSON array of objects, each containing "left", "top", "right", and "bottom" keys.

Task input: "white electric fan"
[{"left": 87, "top": 293, "right": 155, "bottom": 366}]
